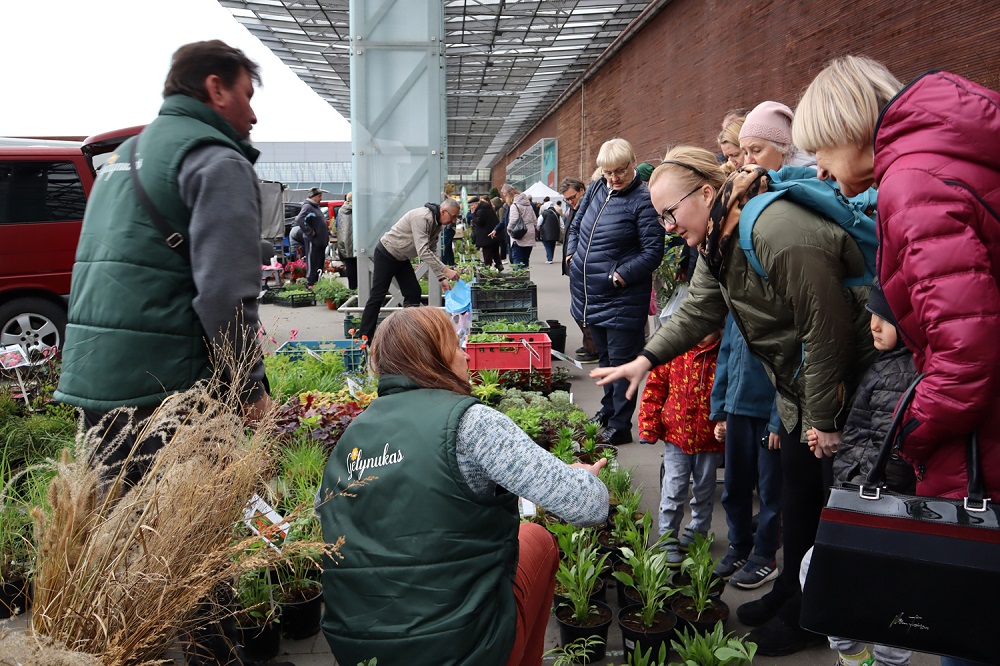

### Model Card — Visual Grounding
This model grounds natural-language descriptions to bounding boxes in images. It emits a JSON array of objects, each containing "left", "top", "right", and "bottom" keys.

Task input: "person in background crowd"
[
  {"left": 473, "top": 195, "right": 503, "bottom": 271},
  {"left": 638, "top": 328, "right": 724, "bottom": 565},
  {"left": 319, "top": 307, "right": 608, "bottom": 666},
  {"left": 537, "top": 198, "right": 561, "bottom": 264},
  {"left": 794, "top": 60, "right": 1000, "bottom": 666},
  {"left": 559, "top": 177, "right": 599, "bottom": 364},
  {"left": 336, "top": 192, "right": 357, "bottom": 289},
  {"left": 297, "top": 186, "right": 329, "bottom": 286},
  {"left": 593, "top": 144, "right": 874, "bottom": 656},
  {"left": 566, "top": 138, "right": 665, "bottom": 445},
  {"left": 490, "top": 195, "right": 508, "bottom": 263},
  {"left": 53, "top": 39, "right": 284, "bottom": 666},
  {"left": 740, "top": 101, "right": 813, "bottom": 170},
  {"left": 501, "top": 183, "right": 536, "bottom": 268},
  {"left": 710, "top": 310, "right": 782, "bottom": 590},
  {"left": 718, "top": 117, "right": 746, "bottom": 173},
  {"left": 357, "top": 199, "right": 461, "bottom": 343},
  {"left": 440, "top": 206, "right": 456, "bottom": 267}
]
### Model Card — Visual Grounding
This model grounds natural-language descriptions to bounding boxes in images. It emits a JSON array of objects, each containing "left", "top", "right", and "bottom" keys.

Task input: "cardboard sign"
[
  {"left": 243, "top": 493, "right": 290, "bottom": 552},
  {"left": 0, "top": 345, "right": 30, "bottom": 370}
]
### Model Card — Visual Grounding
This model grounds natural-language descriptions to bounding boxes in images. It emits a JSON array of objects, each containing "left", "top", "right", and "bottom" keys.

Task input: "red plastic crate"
[{"left": 466, "top": 333, "right": 552, "bottom": 372}]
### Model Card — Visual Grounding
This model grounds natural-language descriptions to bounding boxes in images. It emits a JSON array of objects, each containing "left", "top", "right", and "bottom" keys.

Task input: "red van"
[{"left": 0, "top": 126, "right": 141, "bottom": 352}]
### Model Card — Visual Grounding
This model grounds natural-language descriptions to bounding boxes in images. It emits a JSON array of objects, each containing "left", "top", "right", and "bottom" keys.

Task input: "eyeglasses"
[
  {"left": 658, "top": 185, "right": 701, "bottom": 227},
  {"left": 562, "top": 190, "right": 580, "bottom": 203},
  {"left": 601, "top": 164, "right": 632, "bottom": 179}
]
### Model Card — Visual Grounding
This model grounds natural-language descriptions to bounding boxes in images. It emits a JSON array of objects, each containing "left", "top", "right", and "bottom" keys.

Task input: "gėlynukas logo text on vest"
[{"left": 347, "top": 443, "right": 404, "bottom": 481}]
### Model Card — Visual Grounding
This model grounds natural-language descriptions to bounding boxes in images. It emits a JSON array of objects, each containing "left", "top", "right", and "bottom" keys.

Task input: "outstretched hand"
[
  {"left": 590, "top": 356, "right": 652, "bottom": 400},
  {"left": 570, "top": 458, "right": 608, "bottom": 476}
]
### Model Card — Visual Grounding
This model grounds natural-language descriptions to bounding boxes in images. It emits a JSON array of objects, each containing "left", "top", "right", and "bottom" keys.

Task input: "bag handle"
[
  {"left": 862, "top": 373, "right": 987, "bottom": 509},
  {"left": 129, "top": 138, "right": 190, "bottom": 262}
]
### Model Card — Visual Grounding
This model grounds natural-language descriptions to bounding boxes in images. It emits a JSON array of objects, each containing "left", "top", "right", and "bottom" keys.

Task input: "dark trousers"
[
  {"left": 305, "top": 236, "right": 326, "bottom": 285},
  {"left": 765, "top": 422, "right": 832, "bottom": 626},
  {"left": 576, "top": 320, "right": 597, "bottom": 355},
  {"left": 510, "top": 243, "right": 532, "bottom": 267},
  {"left": 481, "top": 244, "right": 502, "bottom": 271},
  {"left": 359, "top": 243, "right": 421, "bottom": 342},
  {"left": 341, "top": 256, "right": 358, "bottom": 290},
  {"left": 721, "top": 414, "right": 782, "bottom": 561},
  {"left": 541, "top": 240, "right": 557, "bottom": 262},
  {"left": 589, "top": 324, "right": 646, "bottom": 431}
]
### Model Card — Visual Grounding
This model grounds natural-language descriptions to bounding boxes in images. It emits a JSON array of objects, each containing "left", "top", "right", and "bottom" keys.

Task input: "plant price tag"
[
  {"left": 550, "top": 348, "right": 584, "bottom": 370},
  {"left": 243, "top": 493, "right": 290, "bottom": 552},
  {"left": 519, "top": 498, "right": 536, "bottom": 517}
]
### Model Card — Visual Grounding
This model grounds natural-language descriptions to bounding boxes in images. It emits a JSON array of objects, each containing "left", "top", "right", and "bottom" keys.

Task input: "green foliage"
[
  {"left": 600, "top": 463, "right": 634, "bottom": 505},
  {"left": 279, "top": 437, "right": 327, "bottom": 510},
  {"left": 0, "top": 406, "right": 76, "bottom": 469},
  {"left": 235, "top": 566, "right": 277, "bottom": 625},
  {"left": 554, "top": 528, "right": 609, "bottom": 624},
  {"left": 282, "top": 277, "right": 311, "bottom": 292},
  {"left": 653, "top": 242, "right": 687, "bottom": 309},
  {"left": 611, "top": 513, "right": 678, "bottom": 627},
  {"left": 474, "top": 319, "right": 543, "bottom": 332},
  {"left": 488, "top": 186, "right": 500, "bottom": 200},
  {"left": 471, "top": 369, "right": 503, "bottom": 405},
  {"left": 546, "top": 521, "right": 577, "bottom": 560},
  {"left": 670, "top": 622, "right": 757, "bottom": 666},
  {"left": 544, "top": 635, "right": 606, "bottom": 666},
  {"left": 467, "top": 333, "right": 508, "bottom": 344},
  {"left": 264, "top": 349, "right": 350, "bottom": 400},
  {"left": 550, "top": 427, "right": 576, "bottom": 464},
  {"left": 676, "top": 532, "right": 721, "bottom": 617},
  {"left": 626, "top": 640, "right": 668, "bottom": 666},
  {"left": 505, "top": 406, "right": 543, "bottom": 442},
  {"left": 311, "top": 272, "right": 353, "bottom": 304}
]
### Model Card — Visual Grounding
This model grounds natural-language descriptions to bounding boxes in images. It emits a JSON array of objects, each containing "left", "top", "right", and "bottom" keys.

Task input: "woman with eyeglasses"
[
  {"left": 592, "top": 145, "right": 875, "bottom": 657},
  {"left": 564, "top": 138, "right": 664, "bottom": 446}
]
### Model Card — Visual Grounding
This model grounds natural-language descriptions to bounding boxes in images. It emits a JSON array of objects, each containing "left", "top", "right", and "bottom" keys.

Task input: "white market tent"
[{"left": 523, "top": 181, "right": 562, "bottom": 203}]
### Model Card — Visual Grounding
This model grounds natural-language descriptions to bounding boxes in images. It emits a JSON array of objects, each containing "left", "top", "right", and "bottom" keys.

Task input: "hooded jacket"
[
  {"left": 296, "top": 198, "right": 329, "bottom": 245},
  {"left": 335, "top": 201, "right": 354, "bottom": 259},
  {"left": 643, "top": 199, "right": 875, "bottom": 438},
  {"left": 874, "top": 70, "right": 1000, "bottom": 498},
  {"left": 565, "top": 172, "right": 664, "bottom": 329}
]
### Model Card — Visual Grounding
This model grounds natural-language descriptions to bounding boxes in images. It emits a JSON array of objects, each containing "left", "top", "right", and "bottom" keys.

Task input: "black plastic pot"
[
  {"left": 618, "top": 603, "right": 678, "bottom": 664},
  {"left": 0, "top": 578, "right": 29, "bottom": 618},
  {"left": 236, "top": 618, "right": 281, "bottom": 662},
  {"left": 671, "top": 597, "right": 730, "bottom": 635},
  {"left": 555, "top": 600, "right": 614, "bottom": 662},
  {"left": 670, "top": 570, "right": 726, "bottom": 600},
  {"left": 553, "top": 576, "right": 606, "bottom": 612},
  {"left": 277, "top": 584, "right": 323, "bottom": 640},
  {"left": 545, "top": 320, "right": 567, "bottom": 354}
]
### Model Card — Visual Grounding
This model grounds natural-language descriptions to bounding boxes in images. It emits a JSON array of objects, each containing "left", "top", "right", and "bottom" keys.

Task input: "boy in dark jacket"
[{"left": 805, "top": 281, "right": 916, "bottom": 666}]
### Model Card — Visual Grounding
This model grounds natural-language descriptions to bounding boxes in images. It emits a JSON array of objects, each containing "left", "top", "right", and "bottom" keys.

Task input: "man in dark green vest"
[{"left": 53, "top": 40, "right": 283, "bottom": 666}]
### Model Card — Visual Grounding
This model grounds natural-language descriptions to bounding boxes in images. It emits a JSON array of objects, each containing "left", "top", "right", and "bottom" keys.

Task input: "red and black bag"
[{"left": 801, "top": 374, "right": 1000, "bottom": 663}]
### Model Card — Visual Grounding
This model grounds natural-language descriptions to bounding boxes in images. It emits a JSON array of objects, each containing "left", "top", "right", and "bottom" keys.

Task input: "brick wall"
[{"left": 493, "top": 0, "right": 1000, "bottom": 188}]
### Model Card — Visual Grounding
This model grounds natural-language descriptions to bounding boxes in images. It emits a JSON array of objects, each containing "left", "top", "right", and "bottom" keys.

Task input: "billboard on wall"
[{"left": 542, "top": 139, "right": 558, "bottom": 188}]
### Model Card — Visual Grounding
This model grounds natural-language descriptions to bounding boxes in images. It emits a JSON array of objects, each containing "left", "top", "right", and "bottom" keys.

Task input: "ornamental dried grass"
[
  {"left": 26, "top": 337, "right": 342, "bottom": 665},
  {"left": 0, "top": 626, "right": 101, "bottom": 666}
]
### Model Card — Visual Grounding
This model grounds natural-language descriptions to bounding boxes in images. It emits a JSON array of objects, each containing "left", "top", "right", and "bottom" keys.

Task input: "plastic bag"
[
  {"left": 658, "top": 284, "right": 689, "bottom": 324},
  {"left": 444, "top": 278, "right": 471, "bottom": 313}
]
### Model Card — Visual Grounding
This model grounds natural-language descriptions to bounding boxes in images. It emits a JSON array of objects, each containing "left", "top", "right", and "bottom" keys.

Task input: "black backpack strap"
[{"left": 129, "top": 139, "right": 189, "bottom": 262}]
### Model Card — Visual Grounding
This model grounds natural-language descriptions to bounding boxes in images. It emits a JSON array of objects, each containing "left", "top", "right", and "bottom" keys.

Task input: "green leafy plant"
[
  {"left": 471, "top": 368, "right": 503, "bottom": 404},
  {"left": 234, "top": 566, "right": 277, "bottom": 626},
  {"left": 625, "top": 640, "right": 668, "bottom": 666},
  {"left": 611, "top": 513, "right": 679, "bottom": 627},
  {"left": 475, "top": 319, "right": 543, "bottom": 333},
  {"left": 543, "top": 635, "right": 605, "bottom": 666},
  {"left": 676, "top": 532, "right": 721, "bottom": 618},
  {"left": 550, "top": 426, "right": 576, "bottom": 464},
  {"left": 546, "top": 521, "right": 577, "bottom": 560},
  {"left": 600, "top": 463, "right": 634, "bottom": 505},
  {"left": 670, "top": 622, "right": 757, "bottom": 665},
  {"left": 467, "top": 333, "right": 509, "bottom": 344},
  {"left": 311, "top": 271, "right": 353, "bottom": 304},
  {"left": 554, "top": 528, "right": 610, "bottom": 624}
]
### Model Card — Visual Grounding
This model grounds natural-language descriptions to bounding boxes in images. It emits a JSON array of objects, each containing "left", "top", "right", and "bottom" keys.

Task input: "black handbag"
[
  {"left": 801, "top": 374, "right": 1000, "bottom": 662},
  {"left": 508, "top": 204, "right": 528, "bottom": 240}
]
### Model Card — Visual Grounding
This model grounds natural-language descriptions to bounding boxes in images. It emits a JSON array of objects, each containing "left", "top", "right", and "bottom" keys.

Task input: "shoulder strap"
[{"left": 129, "top": 139, "right": 189, "bottom": 262}]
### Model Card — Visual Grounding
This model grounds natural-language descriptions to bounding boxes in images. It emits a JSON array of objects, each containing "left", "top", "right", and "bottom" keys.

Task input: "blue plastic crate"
[{"left": 275, "top": 340, "right": 366, "bottom": 371}]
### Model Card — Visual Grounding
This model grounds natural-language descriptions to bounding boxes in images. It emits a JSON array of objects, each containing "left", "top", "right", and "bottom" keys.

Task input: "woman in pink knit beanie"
[{"left": 739, "top": 101, "right": 811, "bottom": 171}]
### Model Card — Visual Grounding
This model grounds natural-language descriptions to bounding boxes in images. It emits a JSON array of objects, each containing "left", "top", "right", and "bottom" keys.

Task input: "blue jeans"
[
  {"left": 660, "top": 442, "right": 723, "bottom": 539},
  {"left": 510, "top": 243, "right": 532, "bottom": 267},
  {"left": 721, "top": 414, "right": 782, "bottom": 561},
  {"left": 589, "top": 324, "right": 646, "bottom": 431},
  {"left": 541, "top": 240, "right": 556, "bottom": 262}
]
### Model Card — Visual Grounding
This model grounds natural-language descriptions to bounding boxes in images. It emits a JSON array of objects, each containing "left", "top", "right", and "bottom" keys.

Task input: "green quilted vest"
[
  {"left": 55, "top": 95, "right": 259, "bottom": 411},
  {"left": 319, "top": 376, "right": 519, "bottom": 665}
]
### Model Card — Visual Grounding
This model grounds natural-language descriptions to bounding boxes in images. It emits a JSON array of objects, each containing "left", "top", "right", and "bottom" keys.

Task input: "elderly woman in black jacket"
[{"left": 565, "top": 138, "right": 664, "bottom": 444}]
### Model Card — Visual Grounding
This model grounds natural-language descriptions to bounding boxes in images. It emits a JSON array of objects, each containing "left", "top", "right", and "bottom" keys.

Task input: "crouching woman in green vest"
[{"left": 318, "top": 307, "right": 609, "bottom": 666}]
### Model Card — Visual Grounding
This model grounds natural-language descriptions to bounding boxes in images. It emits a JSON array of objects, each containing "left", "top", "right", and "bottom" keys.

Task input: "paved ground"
[{"left": 5, "top": 251, "right": 938, "bottom": 666}]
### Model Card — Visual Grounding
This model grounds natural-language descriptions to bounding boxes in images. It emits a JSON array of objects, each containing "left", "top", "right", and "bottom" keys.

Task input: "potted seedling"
[
  {"left": 670, "top": 621, "right": 757, "bottom": 665},
  {"left": 612, "top": 513, "right": 679, "bottom": 663},
  {"left": 234, "top": 567, "right": 281, "bottom": 662},
  {"left": 471, "top": 368, "right": 503, "bottom": 405},
  {"left": 597, "top": 487, "right": 642, "bottom": 564},
  {"left": 671, "top": 533, "right": 730, "bottom": 633},
  {"left": 554, "top": 529, "right": 614, "bottom": 663},
  {"left": 551, "top": 426, "right": 577, "bottom": 465},
  {"left": 544, "top": 636, "right": 606, "bottom": 666},
  {"left": 311, "top": 271, "right": 353, "bottom": 308}
]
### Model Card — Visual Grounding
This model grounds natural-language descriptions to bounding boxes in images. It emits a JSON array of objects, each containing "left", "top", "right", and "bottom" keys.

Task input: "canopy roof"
[{"left": 219, "top": 0, "right": 657, "bottom": 174}]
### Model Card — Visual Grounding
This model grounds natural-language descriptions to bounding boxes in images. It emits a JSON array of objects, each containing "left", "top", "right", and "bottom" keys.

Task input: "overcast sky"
[{"left": 0, "top": 0, "right": 352, "bottom": 143}]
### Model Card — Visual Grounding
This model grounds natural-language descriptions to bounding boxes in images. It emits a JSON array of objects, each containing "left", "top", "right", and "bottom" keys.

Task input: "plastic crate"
[
  {"left": 470, "top": 320, "right": 549, "bottom": 334},
  {"left": 466, "top": 332, "right": 552, "bottom": 373},
  {"left": 471, "top": 284, "right": 537, "bottom": 312},
  {"left": 259, "top": 286, "right": 284, "bottom": 305},
  {"left": 474, "top": 266, "right": 531, "bottom": 285},
  {"left": 275, "top": 340, "right": 366, "bottom": 371},
  {"left": 471, "top": 309, "right": 539, "bottom": 325},
  {"left": 272, "top": 291, "right": 317, "bottom": 308}
]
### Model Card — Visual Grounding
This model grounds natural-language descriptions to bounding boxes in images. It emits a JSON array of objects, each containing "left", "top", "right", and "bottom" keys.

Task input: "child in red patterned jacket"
[{"left": 639, "top": 329, "right": 724, "bottom": 565}]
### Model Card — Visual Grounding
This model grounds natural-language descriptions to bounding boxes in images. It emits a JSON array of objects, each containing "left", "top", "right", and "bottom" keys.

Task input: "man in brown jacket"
[{"left": 358, "top": 199, "right": 461, "bottom": 342}]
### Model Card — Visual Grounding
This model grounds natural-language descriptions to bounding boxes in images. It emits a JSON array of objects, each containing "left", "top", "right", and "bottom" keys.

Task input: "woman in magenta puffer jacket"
[{"left": 793, "top": 56, "right": 1000, "bottom": 505}]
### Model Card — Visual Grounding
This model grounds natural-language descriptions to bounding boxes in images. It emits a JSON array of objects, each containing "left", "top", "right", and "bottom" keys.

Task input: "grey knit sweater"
[{"left": 455, "top": 404, "right": 609, "bottom": 527}]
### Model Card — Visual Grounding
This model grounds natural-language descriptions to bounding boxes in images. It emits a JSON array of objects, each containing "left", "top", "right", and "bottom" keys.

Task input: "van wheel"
[{"left": 0, "top": 298, "right": 67, "bottom": 353}]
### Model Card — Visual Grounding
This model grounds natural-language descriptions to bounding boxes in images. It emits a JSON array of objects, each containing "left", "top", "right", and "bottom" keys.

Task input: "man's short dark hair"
[
  {"left": 163, "top": 40, "right": 261, "bottom": 102},
  {"left": 559, "top": 177, "right": 585, "bottom": 194}
]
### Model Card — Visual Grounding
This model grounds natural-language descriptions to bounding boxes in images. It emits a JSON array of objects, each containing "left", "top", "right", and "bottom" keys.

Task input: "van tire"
[{"left": 0, "top": 297, "right": 67, "bottom": 353}]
